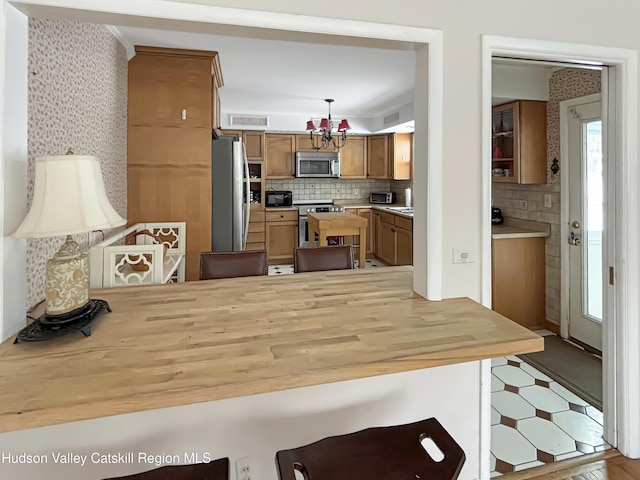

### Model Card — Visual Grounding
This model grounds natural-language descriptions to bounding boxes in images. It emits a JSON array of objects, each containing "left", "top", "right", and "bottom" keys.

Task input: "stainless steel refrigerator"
[{"left": 211, "top": 136, "right": 250, "bottom": 251}]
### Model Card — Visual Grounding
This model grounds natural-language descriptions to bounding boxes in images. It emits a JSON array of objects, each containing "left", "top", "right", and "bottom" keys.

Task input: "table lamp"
[{"left": 12, "top": 151, "right": 126, "bottom": 341}]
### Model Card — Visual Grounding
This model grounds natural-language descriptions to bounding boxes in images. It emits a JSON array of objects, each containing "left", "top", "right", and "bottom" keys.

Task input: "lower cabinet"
[
  {"left": 395, "top": 227, "right": 413, "bottom": 266},
  {"left": 266, "top": 209, "right": 298, "bottom": 265},
  {"left": 376, "top": 219, "right": 396, "bottom": 265},
  {"left": 492, "top": 237, "right": 546, "bottom": 328},
  {"left": 374, "top": 210, "right": 413, "bottom": 266}
]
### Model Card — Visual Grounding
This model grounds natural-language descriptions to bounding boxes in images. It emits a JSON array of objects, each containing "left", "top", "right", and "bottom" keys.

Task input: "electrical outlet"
[
  {"left": 236, "top": 456, "right": 259, "bottom": 480},
  {"left": 544, "top": 194, "right": 552, "bottom": 208},
  {"left": 519, "top": 200, "right": 528, "bottom": 209},
  {"left": 354, "top": 188, "right": 359, "bottom": 195},
  {"left": 453, "top": 247, "right": 476, "bottom": 264}
]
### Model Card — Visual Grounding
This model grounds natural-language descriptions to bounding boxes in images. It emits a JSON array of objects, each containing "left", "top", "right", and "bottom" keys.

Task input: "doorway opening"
[{"left": 488, "top": 58, "right": 612, "bottom": 475}]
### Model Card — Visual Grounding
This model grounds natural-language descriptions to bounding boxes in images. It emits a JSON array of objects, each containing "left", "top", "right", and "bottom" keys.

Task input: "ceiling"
[{"left": 116, "top": 26, "right": 417, "bottom": 123}]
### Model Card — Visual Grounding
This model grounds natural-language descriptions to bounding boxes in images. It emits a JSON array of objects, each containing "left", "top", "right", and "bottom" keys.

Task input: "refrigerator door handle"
[{"left": 243, "top": 143, "right": 250, "bottom": 250}]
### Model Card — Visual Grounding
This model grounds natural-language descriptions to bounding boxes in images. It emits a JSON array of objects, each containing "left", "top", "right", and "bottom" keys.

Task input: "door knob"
[
  {"left": 571, "top": 221, "right": 580, "bottom": 229},
  {"left": 568, "top": 231, "right": 581, "bottom": 246}
]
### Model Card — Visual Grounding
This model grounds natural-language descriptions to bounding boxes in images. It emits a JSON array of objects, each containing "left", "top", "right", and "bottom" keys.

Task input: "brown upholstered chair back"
[
  {"left": 293, "top": 245, "right": 354, "bottom": 273},
  {"left": 275, "top": 418, "right": 465, "bottom": 480},
  {"left": 103, "top": 458, "right": 229, "bottom": 480},
  {"left": 200, "top": 250, "right": 268, "bottom": 280}
]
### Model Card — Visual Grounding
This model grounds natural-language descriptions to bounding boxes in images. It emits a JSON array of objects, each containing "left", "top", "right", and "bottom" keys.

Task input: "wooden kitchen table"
[
  {"left": 307, "top": 211, "right": 367, "bottom": 268},
  {"left": 0, "top": 267, "right": 543, "bottom": 480}
]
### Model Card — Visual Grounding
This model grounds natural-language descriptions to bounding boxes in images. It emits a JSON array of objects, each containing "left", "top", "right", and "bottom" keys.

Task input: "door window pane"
[{"left": 583, "top": 120, "right": 603, "bottom": 321}]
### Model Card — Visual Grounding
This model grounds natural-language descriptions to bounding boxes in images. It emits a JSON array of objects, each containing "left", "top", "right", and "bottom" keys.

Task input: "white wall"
[
  {"left": 223, "top": 111, "right": 373, "bottom": 133},
  {"left": 371, "top": 101, "right": 415, "bottom": 132},
  {"left": 0, "top": 2, "right": 27, "bottom": 342},
  {"left": 492, "top": 63, "right": 551, "bottom": 105},
  {"left": 0, "top": 363, "right": 481, "bottom": 480}
]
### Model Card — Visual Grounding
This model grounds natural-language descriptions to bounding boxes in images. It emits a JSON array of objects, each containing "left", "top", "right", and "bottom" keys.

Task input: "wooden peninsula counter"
[{"left": 0, "top": 266, "right": 542, "bottom": 480}]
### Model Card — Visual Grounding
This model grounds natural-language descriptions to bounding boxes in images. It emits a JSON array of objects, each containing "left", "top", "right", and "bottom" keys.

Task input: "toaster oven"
[{"left": 370, "top": 192, "right": 395, "bottom": 204}]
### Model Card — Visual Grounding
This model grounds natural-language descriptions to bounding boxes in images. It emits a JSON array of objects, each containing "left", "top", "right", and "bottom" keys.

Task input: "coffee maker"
[{"left": 491, "top": 207, "right": 504, "bottom": 225}]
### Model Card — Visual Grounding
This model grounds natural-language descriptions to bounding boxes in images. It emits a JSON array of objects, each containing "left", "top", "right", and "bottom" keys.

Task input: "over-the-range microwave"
[{"left": 295, "top": 151, "right": 340, "bottom": 178}]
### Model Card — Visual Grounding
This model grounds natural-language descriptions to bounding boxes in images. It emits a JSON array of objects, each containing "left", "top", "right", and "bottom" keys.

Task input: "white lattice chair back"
[{"left": 89, "top": 222, "right": 187, "bottom": 288}]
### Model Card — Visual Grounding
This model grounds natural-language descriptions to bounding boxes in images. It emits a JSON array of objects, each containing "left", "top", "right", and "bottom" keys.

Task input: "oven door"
[
  {"left": 299, "top": 216, "right": 319, "bottom": 247},
  {"left": 298, "top": 216, "right": 308, "bottom": 247}
]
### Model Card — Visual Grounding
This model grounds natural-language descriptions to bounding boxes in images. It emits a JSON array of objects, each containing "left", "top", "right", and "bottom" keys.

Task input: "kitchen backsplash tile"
[
  {"left": 391, "top": 179, "right": 413, "bottom": 205},
  {"left": 266, "top": 178, "right": 392, "bottom": 201}
]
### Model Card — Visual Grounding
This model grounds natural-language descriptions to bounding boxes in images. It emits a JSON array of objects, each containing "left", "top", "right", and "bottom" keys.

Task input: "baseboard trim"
[{"left": 542, "top": 319, "right": 560, "bottom": 334}]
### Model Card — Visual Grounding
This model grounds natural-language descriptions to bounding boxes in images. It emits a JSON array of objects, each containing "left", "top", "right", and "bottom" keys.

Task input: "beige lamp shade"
[{"left": 13, "top": 154, "right": 126, "bottom": 238}]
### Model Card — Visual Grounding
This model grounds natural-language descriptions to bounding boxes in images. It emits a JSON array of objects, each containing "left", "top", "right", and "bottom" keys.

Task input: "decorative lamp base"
[{"left": 14, "top": 299, "right": 111, "bottom": 343}]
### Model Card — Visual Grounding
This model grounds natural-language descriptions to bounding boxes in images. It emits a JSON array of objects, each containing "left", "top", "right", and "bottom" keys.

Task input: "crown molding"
[{"left": 105, "top": 25, "right": 135, "bottom": 60}]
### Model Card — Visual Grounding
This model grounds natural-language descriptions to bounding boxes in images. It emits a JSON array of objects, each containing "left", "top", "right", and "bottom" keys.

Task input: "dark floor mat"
[{"left": 519, "top": 335, "right": 602, "bottom": 410}]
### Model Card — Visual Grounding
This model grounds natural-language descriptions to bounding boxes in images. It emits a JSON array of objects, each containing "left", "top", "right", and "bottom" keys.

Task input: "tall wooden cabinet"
[{"left": 128, "top": 46, "right": 223, "bottom": 281}]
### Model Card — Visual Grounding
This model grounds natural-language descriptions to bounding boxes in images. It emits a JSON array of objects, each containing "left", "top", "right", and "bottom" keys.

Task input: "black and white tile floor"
[
  {"left": 490, "top": 337, "right": 609, "bottom": 476},
  {"left": 267, "top": 258, "right": 386, "bottom": 275}
]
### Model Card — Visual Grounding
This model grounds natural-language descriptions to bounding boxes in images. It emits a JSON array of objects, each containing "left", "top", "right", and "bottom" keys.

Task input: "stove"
[{"left": 296, "top": 201, "right": 345, "bottom": 247}]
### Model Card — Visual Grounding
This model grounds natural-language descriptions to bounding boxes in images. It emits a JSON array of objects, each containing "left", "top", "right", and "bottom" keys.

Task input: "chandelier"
[{"left": 305, "top": 99, "right": 351, "bottom": 150}]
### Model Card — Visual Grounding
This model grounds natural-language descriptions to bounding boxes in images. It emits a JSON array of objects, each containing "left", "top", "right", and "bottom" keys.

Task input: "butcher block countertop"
[
  {"left": 0, "top": 266, "right": 543, "bottom": 433},
  {"left": 492, "top": 218, "right": 551, "bottom": 239}
]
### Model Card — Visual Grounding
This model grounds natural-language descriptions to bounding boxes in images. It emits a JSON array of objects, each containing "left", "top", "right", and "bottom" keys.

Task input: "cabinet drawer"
[
  {"left": 246, "top": 242, "right": 266, "bottom": 251},
  {"left": 394, "top": 215, "right": 412, "bottom": 231},
  {"left": 378, "top": 211, "right": 396, "bottom": 225},
  {"left": 266, "top": 210, "right": 298, "bottom": 222},
  {"left": 247, "top": 231, "right": 265, "bottom": 243},
  {"left": 249, "top": 210, "right": 266, "bottom": 223}
]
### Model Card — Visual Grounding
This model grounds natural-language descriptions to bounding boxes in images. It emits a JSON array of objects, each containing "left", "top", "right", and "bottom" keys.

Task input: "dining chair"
[
  {"left": 103, "top": 457, "right": 229, "bottom": 480},
  {"left": 293, "top": 245, "right": 354, "bottom": 273},
  {"left": 275, "top": 418, "right": 465, "bottom": 480},
  {"left": 199, "top": 250, "right": 268, "bottom": 280}
]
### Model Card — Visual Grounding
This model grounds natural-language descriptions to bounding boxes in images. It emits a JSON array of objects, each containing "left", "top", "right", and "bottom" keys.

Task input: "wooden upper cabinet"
[
  {"left": 390, "top": 133, "right": 412, "bottom": 180},
  {"left": 339, "top": 136, "right": 367, "bottom": 178},
  {"left": 367, "top": 135, "right": 390, "bottom": 179},
  {"left": 243, "top": 131, "right": 265, "bottom": 160},
  {"left": 129, "top": 46, "right": 222, "bottom": 131},
  {"left": 266, "top": 134, "right": 295, "bottom": 178},
  {"left": 492, "top": 100, "right": 546, "bottom": 184},
  {"left": 296, "top": 134, "right": 338, "bottom": 152}
]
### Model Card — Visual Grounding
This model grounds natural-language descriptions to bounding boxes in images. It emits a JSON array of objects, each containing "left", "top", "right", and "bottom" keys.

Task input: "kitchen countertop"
[
  {"left": 0, "top": 266, "right": 542, "bottom": 433},
  {"left": 492, "top": 218, "right": 551, "bottom": 239},
  {"left": 333, "top": 200, "right": 414, "bottom": 219},
  {"left": 265, "top": 206, "right": 297, "bottom": 211}
]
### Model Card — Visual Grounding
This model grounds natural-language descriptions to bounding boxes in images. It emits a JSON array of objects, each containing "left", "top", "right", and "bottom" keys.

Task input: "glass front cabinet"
[{"left": 492, "top": 100, "right": 547, "bottom": 184}]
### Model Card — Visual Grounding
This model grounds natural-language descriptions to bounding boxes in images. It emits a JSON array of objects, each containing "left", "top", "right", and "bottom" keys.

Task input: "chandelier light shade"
[{"left": 305, "top": 98, "right": 351, "bottom": 150}]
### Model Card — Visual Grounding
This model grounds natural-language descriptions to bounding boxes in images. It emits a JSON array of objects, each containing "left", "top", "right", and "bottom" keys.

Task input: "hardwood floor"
[{"left": 504, "top": 450, "right": 640, "bottom": 479}]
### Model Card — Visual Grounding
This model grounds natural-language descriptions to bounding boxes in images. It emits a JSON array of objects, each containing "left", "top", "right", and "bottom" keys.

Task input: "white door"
[{"left": 567, "top": 97, "right": 603, "bottom": 350}]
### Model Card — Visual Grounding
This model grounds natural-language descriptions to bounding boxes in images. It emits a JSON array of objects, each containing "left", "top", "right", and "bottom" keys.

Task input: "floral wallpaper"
[
  {"left": 27, "top": 18, "right": 128, "bottom": 309},
  {"left": 547, "top": 68, "right": 601, "bottom": 183}
]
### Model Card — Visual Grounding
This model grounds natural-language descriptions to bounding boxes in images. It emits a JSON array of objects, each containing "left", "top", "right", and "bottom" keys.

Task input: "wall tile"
[
  {"left": 26, "top": 19, "right": 128, "bottom": 309},
  {"left": 266, "top": 178, "right": 392, "bottom": 202}
]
